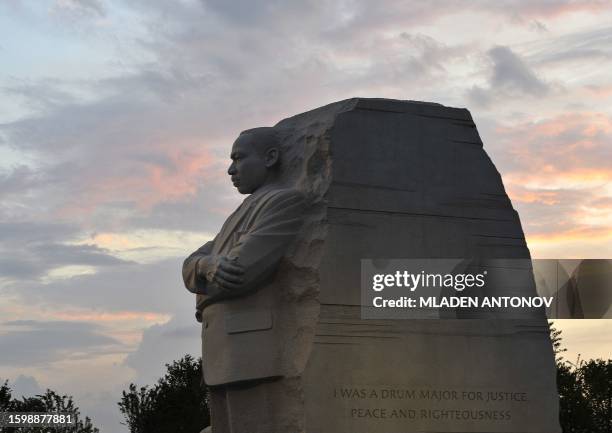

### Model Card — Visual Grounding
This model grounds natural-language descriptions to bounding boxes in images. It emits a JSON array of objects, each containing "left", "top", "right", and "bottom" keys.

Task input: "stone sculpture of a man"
[{"left": 182, "top": 127, "right": 306, "bottom": 433}]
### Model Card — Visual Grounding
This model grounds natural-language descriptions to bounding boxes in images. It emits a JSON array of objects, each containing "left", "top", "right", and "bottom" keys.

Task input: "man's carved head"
[{"left": 228, "top": 127, "right": 281, "bottom": 194}]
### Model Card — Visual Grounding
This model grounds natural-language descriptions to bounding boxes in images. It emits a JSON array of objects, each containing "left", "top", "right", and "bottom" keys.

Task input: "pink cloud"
[
  {"left": 583, "top": 84, "right": 612, "bottom": 99},
  {"left": 505, "top": 0, "right": 612, "bottom": 19},
  {"left": 50, "top": 310, "right": 170, "bottom": 323},
  {"left": 144, "top": 149, "right": 218, "bottom": 207},
  {"left": 506, "top": 168, "right": 612, "bottom": 190},
  {"left": 56, "top": 146, "right": 223, "bottom": 218},
  {"left": 494, "top": 111, "right": 612, "bottom": 253},
  {"left": 527, "top": 226, "right": 612, "bottom": 244},
  {"left": 506, "top": 185, "right": 563, "bottom": 205},
  {"left": 589, "top": 196, "right": 612, "bottom": 210},
  {"left": 497, "top": 112, "right": 612, "bottom": 175}
]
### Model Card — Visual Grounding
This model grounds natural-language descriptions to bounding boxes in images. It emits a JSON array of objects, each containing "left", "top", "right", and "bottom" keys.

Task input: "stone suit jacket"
[{"left": 182, "top": 187, "right": 306, "bottom": 386}]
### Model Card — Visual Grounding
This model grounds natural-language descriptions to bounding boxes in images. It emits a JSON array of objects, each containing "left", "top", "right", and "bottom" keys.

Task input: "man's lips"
[{"left": 231, "top": 178, "right": 240, "bottom": 186}]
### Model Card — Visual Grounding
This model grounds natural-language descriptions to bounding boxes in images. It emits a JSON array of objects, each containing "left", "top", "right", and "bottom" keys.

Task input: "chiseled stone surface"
[{"left": 271, "top": 98, "right": 560, "bottom": 432}]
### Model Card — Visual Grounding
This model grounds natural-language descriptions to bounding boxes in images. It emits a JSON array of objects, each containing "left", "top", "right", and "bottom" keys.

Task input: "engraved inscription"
[{"left": 332, "top": 386, "right": 528, "bottom": 422}]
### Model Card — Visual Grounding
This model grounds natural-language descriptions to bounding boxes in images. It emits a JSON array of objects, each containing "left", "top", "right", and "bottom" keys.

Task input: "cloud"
[
  {"left": 0, "top": 165, "right": 45, "bottom": 198},
  {"left": 1, "top": 2, "right": 611, "bottom": 432},
  {"left": 126, "top": 186, "right": 238, "bottom": 232},
  {"left": 200, "top": 0, "right": 318, "bottom": 26},
  {"left": 1, "top": 0, "right": 609, "bottom": 307},
  {"left": 0, "top": 92, "right": 227, "bottom": 233},
  {"left": 507, "top": 185, "right": 601, "bottom": 232},
  {"left": 44, "top": 309, "right": 170, "bottom": 325},
  {"left": 33, "top": 243, "right": 131, "bottom": 267},
  {"left": 489, "top": 46, "right": 549, "bottom": 95},
  {"left": 529, "top": 226, "right": 612, "bottom": 243},
  {"left": 468, "top": 46, "right": 549, "bottom": 106},
  {"left": 488, "top": 112, "right": 612, "bottom": 249},
  {"left": 0, "top": 240, "right": 133, "bottom": 280},
  {"left": 589, "top": 196, "right": 612, "bottom": 209},
  {"left": 495, "top": 112, "right": 612, "bottom": 175},
  {"left": 526, "top": 26, "right": 612, "bottom": 66},
  {"left": 0, "top": 221, "right": 79, "bottom": 243},
  {"left": 583, "top": 84, "right": 612, "bottom": 99},
  {"left": 0, "top": 222, "right": 121, "bottom": 280},
  {"left": 123, "top": 311, "right": 200, "bottom": 384},
  {"left": 2, "top": 78, "right": 78, "bottom": 112},
  {"left": 10, "top": 0, "right": 595, "bottom": 251},
  {"left": 0, "top": 320, "right": 124, "bottom": 366},
  {"left": 483, "top": 0, "right": 612, "bottom": 20},
  {"left": 6, "top": 375, "right": 43, "bottom": 398},
  {"left": 53, "top": 0, "right": 106, "bottom": 18},
  {"left": 3, "top": 257, "right": 194, "bottom": 315}
]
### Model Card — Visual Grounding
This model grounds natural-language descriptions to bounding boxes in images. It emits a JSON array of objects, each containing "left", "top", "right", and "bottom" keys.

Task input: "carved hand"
[{"left": 206, "top": 256, "right": 245, "bottom": 292}]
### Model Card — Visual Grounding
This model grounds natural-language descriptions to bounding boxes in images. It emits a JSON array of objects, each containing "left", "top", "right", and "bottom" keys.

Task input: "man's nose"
[{"left": 228, "top": 162, "right": 236, "bottom": 175}]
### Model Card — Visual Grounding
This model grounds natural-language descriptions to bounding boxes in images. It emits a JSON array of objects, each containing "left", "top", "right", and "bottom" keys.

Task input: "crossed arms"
[{"left": 182, "top": 189, "right": 306, "bottom": 318}]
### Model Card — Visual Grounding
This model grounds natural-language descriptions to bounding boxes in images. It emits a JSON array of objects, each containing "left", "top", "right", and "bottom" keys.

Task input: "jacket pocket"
[{"left": 225, "top": 310, "right": 273, "bottom": 334}]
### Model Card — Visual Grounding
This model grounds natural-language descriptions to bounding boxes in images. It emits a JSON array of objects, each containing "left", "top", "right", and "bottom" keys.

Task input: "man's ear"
[{"left": 264, "top": 147, "right": 280, "bottom": 168}]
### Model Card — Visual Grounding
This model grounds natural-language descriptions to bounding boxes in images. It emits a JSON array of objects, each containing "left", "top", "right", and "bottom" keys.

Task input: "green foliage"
[
  {"left": 549, "top": 321, "right": 567, "bottom": 363},
  {"left": 577, "top": 359, "right": 612, "bottom": 432},
  {"left": 557, "top": 360, "right": 596, "bottom": 432},
  {"left": 0, "top": 381, "right": 99, "bottom": 433},
  {"left": 550, "top": 322, "right": 612, "bottom": 433},
  {"left": 118, "top": 354, "right": 210, "bottom": 433},
  {"left": 0, "top": 381, "right": 11, "bottom": 411}
]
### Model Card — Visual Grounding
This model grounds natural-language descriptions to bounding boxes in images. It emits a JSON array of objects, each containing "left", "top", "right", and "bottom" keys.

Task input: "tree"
[
  {"left": 549, "top": 321, "right": 567, "bottom": 363},
  {"left": 118, "top": 354, "right": 209, "bottom": 433},
  {"left": 0, "top": 381, "right": 11, "bottom": 412},
  {"left": 550, "top": 322, "right": 612, "bottom": 433},
  {"left": 579, "top": 359, "right": 612, "bottom": 432},
  {"left": 0, "top": 380, "right": 99, "bottom": 433},
  {"left": 557, "top": 359, "right": 595, "bottom": 433}
]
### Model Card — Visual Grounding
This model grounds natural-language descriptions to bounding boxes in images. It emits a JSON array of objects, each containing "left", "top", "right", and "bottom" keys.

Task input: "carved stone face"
[{"left": 227, "top": 133, "right": 271, "bottom": 194}]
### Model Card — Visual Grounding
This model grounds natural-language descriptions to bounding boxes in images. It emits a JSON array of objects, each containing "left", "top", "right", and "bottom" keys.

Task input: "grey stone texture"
[
  {"left": 278, "top": 98, "right": 560, "bottom": 432},
  {"left": 186, "top": 98, "right": 561, "bottom": 432}
]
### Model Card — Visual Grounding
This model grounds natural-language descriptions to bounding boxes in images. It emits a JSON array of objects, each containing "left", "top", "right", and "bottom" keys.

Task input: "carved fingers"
[{"left": 214, "top": 257, "right": 245, "bottom": 291}]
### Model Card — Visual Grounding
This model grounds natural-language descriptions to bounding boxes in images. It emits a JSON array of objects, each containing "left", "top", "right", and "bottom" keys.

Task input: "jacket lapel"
[{"left": 213, "top": 199, "right": 254, "bottom": 254}]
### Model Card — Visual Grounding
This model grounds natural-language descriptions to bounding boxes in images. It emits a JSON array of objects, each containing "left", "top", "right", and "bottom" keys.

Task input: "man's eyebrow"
[{"left": 230, "top": 151, "right": 244, "bottom": 159}]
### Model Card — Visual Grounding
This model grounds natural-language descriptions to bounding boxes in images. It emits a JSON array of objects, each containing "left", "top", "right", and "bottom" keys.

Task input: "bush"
[
  {"left": 118, "top": 354, "right": 209, "bottom": 433},
  {"left": 0, "top": 380, "right": 99, "bottom": 433},
  {"left": 551, "top": 323, "right": 612, "bottom": 433}
]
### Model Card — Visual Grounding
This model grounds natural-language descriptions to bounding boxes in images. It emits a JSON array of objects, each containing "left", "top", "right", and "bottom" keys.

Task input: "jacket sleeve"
[
  {"left": 182, "top": 237, "right": 218, "bottom": 295},
  {"left": 224, "top": 189, "right": 307, "bottom": 298}
]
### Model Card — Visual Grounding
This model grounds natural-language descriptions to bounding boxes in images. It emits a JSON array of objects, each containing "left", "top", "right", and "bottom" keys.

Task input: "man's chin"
[{"left": 236, "top": 185, "right": 253, "bottom": 194}]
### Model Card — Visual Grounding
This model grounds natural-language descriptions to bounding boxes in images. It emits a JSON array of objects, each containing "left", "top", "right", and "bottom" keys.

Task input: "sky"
[{"left": 0, "top": 0, "right": 611, "bottom": 431}]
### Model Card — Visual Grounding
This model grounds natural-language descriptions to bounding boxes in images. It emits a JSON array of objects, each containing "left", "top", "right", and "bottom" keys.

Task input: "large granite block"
[{"left": 272, "top": 98, "right": 560, "bottom": 432}]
